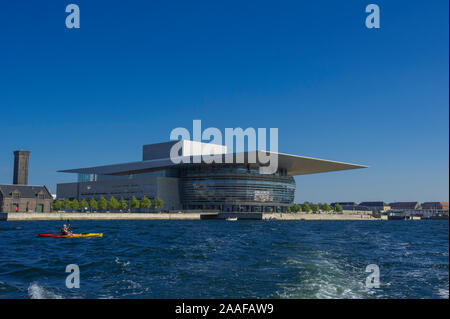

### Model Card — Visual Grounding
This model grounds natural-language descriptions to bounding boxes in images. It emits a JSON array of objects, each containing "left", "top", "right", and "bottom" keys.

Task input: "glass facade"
[
  {"left": 75, "top": 165, "right": 296, "bottom": 212},
  {"left": 180, "top": 164, "right": 295, "bottom": 212},
  {"left": 77, "top": 173, "right": 97, "bottom": 182},
  {"left": 77, "top": 169, "right": 178, "bottom": 183}
]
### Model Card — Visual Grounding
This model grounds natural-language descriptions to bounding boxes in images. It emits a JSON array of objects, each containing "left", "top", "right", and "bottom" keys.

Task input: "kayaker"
[{"left": 60, "top": 224, "right": 72, "bottom": 236}]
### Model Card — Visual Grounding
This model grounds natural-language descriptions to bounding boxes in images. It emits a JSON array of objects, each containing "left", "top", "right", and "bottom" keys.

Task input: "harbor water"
[{"left": 0, "top": 220, "right": 448, "bottom": 299}]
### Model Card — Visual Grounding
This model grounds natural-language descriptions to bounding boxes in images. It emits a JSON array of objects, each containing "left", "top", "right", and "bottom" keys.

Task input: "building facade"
[
  {"left": 358, "top": 201, "right": 391, "bottom": 212},
  {"left": 0, "top": 185, "right": 53, "bottom": 213},
  {"left": 57, "top": 140, "right": 366, "bottom": 212},
  {"left": 421, "top": 202, "right": 449, "bottom": 211},
  {"left": 389, "top": 202, "right": 421, "bottom": 211},
  {"left": 0, "top": 150, "right": 53, "bottom": 213}
]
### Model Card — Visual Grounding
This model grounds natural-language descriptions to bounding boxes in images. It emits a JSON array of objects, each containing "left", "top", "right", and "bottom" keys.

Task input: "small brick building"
[
  {"left": 0, "top": 185, "right": 53, "bottom": 213},
  {"left": 0, "top": 150, "right": 53, "bottom": 213}
]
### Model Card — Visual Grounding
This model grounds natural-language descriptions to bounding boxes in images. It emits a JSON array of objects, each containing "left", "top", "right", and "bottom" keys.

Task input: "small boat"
[
  {"left": 226, "top": 217, "right": 238, "bottom": 221},
  {"left": 38, "top": 233, "right": 103, "bottom": 238},
  {"left": 387, "top": 212, "right": 408, "bottom": 220}
]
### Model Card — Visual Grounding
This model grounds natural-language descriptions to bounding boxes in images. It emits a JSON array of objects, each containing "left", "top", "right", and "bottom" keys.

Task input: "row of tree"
[
  {"left": 52, "top": 196, "right": 164, "bottom": 212},
  {"left": 288, "top": 202, "right": 342, "bottom": 213}
]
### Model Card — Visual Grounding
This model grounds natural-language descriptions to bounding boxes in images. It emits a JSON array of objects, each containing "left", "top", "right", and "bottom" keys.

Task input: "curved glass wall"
[{"left": 180, "top": 164, "right": 295, "bottom": 212}]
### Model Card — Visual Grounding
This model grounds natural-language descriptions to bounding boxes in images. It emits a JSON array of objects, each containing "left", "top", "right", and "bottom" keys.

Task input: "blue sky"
[{"left": 0, "top": 0, "right": 448, "bottom": 203}]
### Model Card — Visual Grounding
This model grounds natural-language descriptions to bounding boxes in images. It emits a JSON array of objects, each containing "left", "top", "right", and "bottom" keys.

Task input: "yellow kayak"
[
  {"left": 69, "top": 233, "right": 103, "bottom": 238},
  {"left": 38, "top": 233, "right": 103, "bottom": 238}
]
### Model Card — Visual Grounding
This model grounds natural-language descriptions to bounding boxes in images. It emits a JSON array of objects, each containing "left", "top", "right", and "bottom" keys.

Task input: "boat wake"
[
  {"left": 275, "top": 254, "right": 373, "bottom": 299},
  {"left": 28, "top": 283, "right": 63, "bottom": 299}
]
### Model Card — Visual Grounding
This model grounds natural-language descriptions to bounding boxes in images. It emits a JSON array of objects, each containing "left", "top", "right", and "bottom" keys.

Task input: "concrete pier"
[
  {"left": 0, "top": 212, "right": 386, "bottom": 221},
  {"left": 263, "top": 212, "right": 382, "bottom": 221},
  {"left": 1, "top": 212, "right": 204, "bottom": 221}
]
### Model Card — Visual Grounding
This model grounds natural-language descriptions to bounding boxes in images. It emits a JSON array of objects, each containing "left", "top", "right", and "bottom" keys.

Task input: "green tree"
[
  {"left": 70, "top": 199, "right": 80, "bottom": 211},
  {"left": 286, "top": 206, "right": 291, "bottom": 213},
  {"left": 321, "top": 203, "right": 331, "bottom": 212},
  {"left": 119, "top": 197, "right": 127, "bottom": 211},
  {"left": 108, "top": 196, "right": 120, "bottom": 211},
  {"left": 52, "top": 199, "right": 61, "bottom": 211},
  {"left": 129, "top": 196, "right": 140, "bottom": 211},
  {"left": 302, "top": 202, "right": 311, "bottom": 213},
  {"left": 335, "top": 203, "right": 343, "bottom": 212},
  {"left": 80, "top": 199, "right": 89, "bottom": 211},
  {"left": 62, "top": 199, "right": 71, "bottom": 211},
  {"left": 89, "top": 198, "right": 98, "bottom": 211},
  {"left": 312, "top": 204, "right": 320, "bottom": 213},
  {"left": 153, "top": 197, "right": 163, "bottom": 210},
  {"left": 140, "top": 196, "right": 151, "bottom": 211},
  {"left": 292, "top": 203, "right": 301, "bottom": 213},
  {"left": 98, "top": 196, "right": 108, "bottom": 211}
]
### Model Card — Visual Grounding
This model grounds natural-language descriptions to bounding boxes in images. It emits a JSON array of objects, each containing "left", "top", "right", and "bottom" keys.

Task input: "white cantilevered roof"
[{"left": 58, "top": 151, "right": 367, "bottom": 176}]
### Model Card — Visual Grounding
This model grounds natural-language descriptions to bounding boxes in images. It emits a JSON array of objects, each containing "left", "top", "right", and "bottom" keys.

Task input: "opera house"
[{"left": 57, "top": 140, "right": 366, "bottom": 212}]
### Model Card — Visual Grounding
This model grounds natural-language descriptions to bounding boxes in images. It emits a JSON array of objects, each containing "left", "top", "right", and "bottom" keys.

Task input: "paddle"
[{"left": 66, "top": 219, "right": 74, "bottom": 235}]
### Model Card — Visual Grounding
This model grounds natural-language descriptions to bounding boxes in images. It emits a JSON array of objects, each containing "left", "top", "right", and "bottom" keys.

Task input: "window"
[
  {"left": 38, "top": 194, "right": 44, "bottom": 199},
  {"left": 12, "top": 192, "right": 20, "bottom": 199}
]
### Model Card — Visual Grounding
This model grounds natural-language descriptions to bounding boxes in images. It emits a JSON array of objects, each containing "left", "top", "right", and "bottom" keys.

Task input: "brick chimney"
[{"left": 13, "top": 150, "right": 30, "bottom": 185}]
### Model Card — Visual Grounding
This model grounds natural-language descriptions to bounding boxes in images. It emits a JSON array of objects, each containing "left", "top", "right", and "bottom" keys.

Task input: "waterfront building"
[
  {"left": 330, "top": 202, "right": 373, "bottom": 212},
  {"left": 344, "top": 205, "right": 372, "bottom": 212},
  {"left": 0, "top": 184, "right": 53, "bottom": 213},
  {"left": 0, "top": 150, "right": 53, "bottom": 213},
  {"left": 358, "top": 201, "right": 391, "bottom": 212},
  {"left": 421, "top": 202, "right": 449, "bottom": 211},
  {"left": 57, "top": 140, "right": 366, "bottom": 213},
  {"left": 330, "top": 202, "right": 359, "bottom": 210},
  {"left": 419, "top": 202, "right": 449, "bottom": 219},
  {"left": 333, "top": 202, "right": 358, "bottom": 207},
  {"left": 389, "top": 202, "right": 421, "bottom": 211}
]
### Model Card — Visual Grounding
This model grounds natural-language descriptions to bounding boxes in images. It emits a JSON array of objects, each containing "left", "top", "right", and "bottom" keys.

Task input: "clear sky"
[{"left": 0, "top": 0, "right": 448, "bottom": 203}]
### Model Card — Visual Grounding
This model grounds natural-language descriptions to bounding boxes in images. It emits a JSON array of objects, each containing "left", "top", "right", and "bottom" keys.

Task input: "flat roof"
[{"left": 58, "top": 151, "right": 367, "bottom": 176}]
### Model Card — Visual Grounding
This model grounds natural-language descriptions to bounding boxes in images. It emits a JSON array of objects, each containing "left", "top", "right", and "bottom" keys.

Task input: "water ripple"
[{"left": 0, "top": 220, "right": 447, "bottom": 298}]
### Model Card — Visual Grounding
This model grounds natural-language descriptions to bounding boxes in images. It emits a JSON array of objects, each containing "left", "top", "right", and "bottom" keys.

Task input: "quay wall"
[{"left": 0, "top": 212, "right": 388, "bottom": 221}]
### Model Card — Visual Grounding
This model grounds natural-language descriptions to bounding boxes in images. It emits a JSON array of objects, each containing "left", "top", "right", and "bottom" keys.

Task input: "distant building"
[
  {"left": 0, "top": 185, "right": 53, "bottom": 213},
  {"left": 0, "top": 150, "right": 53, "bottom": 213},
  {"left": 331, "top": 202, "right": 358, "bottom": 207},
  {"left": 389, "top": 202, "right": 421, "bottom": 211},
  {"left": 344, "top": 205, "right": 372, "bottom": 211},
  {"left": 386, "top": 202, "right": 449, "bottom": 219},
  {"left": 421, "top": 202, "right": 449, "bottom": 211},
  {"left": 330, "top": 202, "right": 370, "bottom": 211},
  {"left": 358, "top": 201, "right": 391, "bottom": 212}
]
